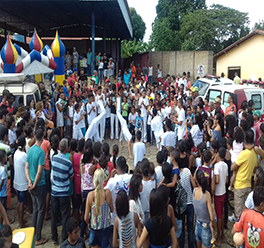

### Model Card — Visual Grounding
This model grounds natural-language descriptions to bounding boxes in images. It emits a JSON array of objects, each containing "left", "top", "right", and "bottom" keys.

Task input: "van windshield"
[{"left": 193, "top": 80, "right": 209, "bottom": 96}]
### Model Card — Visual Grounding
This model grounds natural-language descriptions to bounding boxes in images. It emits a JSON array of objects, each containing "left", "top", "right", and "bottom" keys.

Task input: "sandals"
[{"left": 36, "top": 238, "right": 48, "bottom": 246}]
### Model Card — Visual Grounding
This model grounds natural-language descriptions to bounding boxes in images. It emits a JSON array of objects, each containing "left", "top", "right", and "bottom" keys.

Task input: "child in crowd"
[
  {"left": 155, "top": 151, "right": 164, "bottom": 186},
  {"left": 110, "top": 144, "right": 119, "bottom": 168},
  {"left": 73, "top": 104, "right": 85, "bottom": 140},
  {"left": 149, "top": 162, "right": 157, "bottom": 187},
  {"left": 0, "top": 224, "right": 18, "bottom": 248},
  {"left": 67, "top": 98, "right": 74, "bottom": 138},
  {"left": 147, "top": 99, "right": 154, "bottom": 145},
  {"left": 128, "top": 106, "right": 137, "bottom": 140},
  {"left": 214, "top": 147, "right": 228, "bottom": 246},
  {"left": 60, "top": 217, "right": 86, "bottom": 248},
  {"left": 86, "top": 94, "right": 97, "bottom": 127},
  {"left": 185, "top": 105, "right": 194, "bottom": 131},
  {"left": 133, "top": 131, "right": 146, "bottom": 169},
  {"left": 135, "top": 109, "right": 143, "bottom": 132},
  {"left": 121, "top": 96, "right": 129, "bottom": 122},
  {"left": 232, "top": 186, "right": 264, "bottom": 248},
  {"left": 196, "top": 142, "right": 207, "bottom": 168}
]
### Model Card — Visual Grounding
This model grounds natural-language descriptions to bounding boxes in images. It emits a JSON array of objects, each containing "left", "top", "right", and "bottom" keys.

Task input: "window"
[
  {"left": 26, "top": 95, "right": 34, "bottom": 107},
  {"left": 223, "top": 92, "right": 232, "bottom": 109},
  {"left": 208, "top": 90, "right": 221, "bottom": 103},
  {"left": 252, "top": 94, "right": 261, "bottom": 110},
  {"left": 192, "top": 80, "right": 209, "bottom": 96}
]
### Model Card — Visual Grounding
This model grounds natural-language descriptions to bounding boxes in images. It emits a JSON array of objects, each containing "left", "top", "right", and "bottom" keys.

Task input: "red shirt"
[
  {"left": 73, "top": 153, "right": 82, "bottom": 194},
  {"left": 41, "top": 139, "right": 50, "bottom": 171},
  {"left": 234, "top": 209, "right": 264, "bottom": 248},
  {"left": 67, "top": 77, "right": 74, "bottom": 87},
  {"left": 96, "top": 161, "right": 114, "bottom": 187},
  {"left": 163, "top": 80, "right": 169, "bottom": 91},
  {"left": 225, "top": 104, "right": 237, "bottom": 116}
]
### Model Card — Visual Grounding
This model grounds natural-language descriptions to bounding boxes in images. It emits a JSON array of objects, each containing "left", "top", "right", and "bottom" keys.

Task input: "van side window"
[
  {"left": 223, "top": 92, "right": 232, "bottom": 109},
  {"left": 252, "top": 94, "right": 261, "bottom": 110},
  {"left": 208, "top": 90, "right": 221, "bottom": 103}
]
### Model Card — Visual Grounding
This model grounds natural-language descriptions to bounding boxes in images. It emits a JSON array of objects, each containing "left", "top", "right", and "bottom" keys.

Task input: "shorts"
[
  {"left": 67, "top": 118, "right": 73, "bottom": 126},
  {"left": 89, "top": 227, "right": 110, "bottom": 247},
  {"left": 73, "top": 127, "right": 83, "bottom": 140},
  {"left": 0, "top": 196, "right": 7, "bottom": 210},
  {"left": 104, "top": 69, "right": 108, "bottom": 78},
  {"left": 16, "top": 190, "right": 27, "bottom": 203},
  {"left": 195, "top": 219, "right": 212, "bottom": 248},
  {"left": 45, "top": 169, "right": 51, "bottom": 193},
  {"left": 73, "top": 193, "right": 82, "bottom": 211},
  {"left": 105, "top": 117, "right": 110, "bottom": 129},
  {"left": 214, "top": 193, "right": 226, "bottom": 219},
  {"left": 234, "top": 187, "right": 251, "bottom": 218},
  {"left": 175, "top": 218, "right": 182, "bottom": 238}
]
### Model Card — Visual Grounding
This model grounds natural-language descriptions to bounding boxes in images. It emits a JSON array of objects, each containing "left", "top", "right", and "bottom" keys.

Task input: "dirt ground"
[{"left": 7, "top": 138, "right": 235, "bottom": 247}]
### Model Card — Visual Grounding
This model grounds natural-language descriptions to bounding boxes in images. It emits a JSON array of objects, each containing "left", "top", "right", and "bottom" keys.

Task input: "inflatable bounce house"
[{"left": 0, "top": 29, "right": 65, "bottom": 84}]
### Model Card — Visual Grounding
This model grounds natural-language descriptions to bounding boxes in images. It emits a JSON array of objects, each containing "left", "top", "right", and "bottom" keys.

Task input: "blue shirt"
[
  {"left": 27, "top": 145, "right": 45, "bottom": 187},
  {"left": 123, "top": 73, "right": 131, "bottom": 86},
  {"left": 87, "top": 52, "right": 92, "bottom": 64},
  {"left": 136, "top": 116, "right": 143, "bottom": 130},
  {"left": 63, "top": 86, "right": 69, "bottom": 98},
  {"left": 51, "top": 152, "right": 74, "bottom": 197}
]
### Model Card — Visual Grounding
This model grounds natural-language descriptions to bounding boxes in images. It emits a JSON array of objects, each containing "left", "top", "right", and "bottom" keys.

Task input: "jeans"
[
  {"left": 179, "top": 204, "right": 194, "bottom": 248},
  {"left": 89, "top": 227, "right": 110, "bottom": 248},
  {"left": 110, "top": 113, "right": 119, "bottom": 139},
  {"left": 98, "top": 68, "right": 104, "bottom": 85},
  {"left": 147, "top": 124, "right": 152, "bottom": 144},
  {"left": 30, "top": 185, "right": 46, "bottom": 241},
  {"left": 87, "top": 64, "right": 91, "bottom": 76},
  {"left": 148, "top": 76, "right": 153, "bottom": 83},
  {"left": 51, "top": 195, "right": 70, "bottom": 242}
]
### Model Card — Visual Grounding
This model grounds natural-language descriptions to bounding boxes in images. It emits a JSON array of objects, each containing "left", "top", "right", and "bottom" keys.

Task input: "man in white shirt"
[
  {"left": 95, "top": 86, "right": 106, "bottom": 140},
  {"left": 176, "top": 98, "right": 185, "bottom": 141},
  {"left": 148, "top": 62, "right": 153, "bottom": 83},
  {"left": 105, "top": 156, "right": 132, "bottom": 226},
  {"left": 178, "top": 72, "right": 187, "bottom": 93},
  {"left": 138, "top": 90, "right": 149, "bottom": 143},
  {"left": 133, "top": 131, "right": 146, "bottom": 168},
  {"left": 161, "top": 119, "right": 175, "bottom": 148}
]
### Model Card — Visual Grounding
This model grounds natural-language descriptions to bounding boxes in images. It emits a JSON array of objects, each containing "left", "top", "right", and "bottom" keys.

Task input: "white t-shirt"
[
  {"left": 68, "top": 105, "right": 74, "bottom": 118},
  {"left": 148, "top": 67, "right": 153, "bottom": 76},
  {"left": 96, "top": 93, "right": 106, "bottom": 114},
  {"left": 138, "top": 97, "right": 149, "bottom": 117},
  {"left": 140, "top": 180, "right": 156, "bottom": 212},
  {"left": 87, "top": 102, "right": 97, "bottom": 124},
  {"left": 190, "top": 124, "right": 203, "bottom": 147},
  {"left": 128, "top": 112, "right": 138, "bottom": 126},
  {"left": 105, "top": 98, "right": 111, "bottom": 118},
  {"left": 214, "top": 161, "right": 228, "bottom": 196},
  {"left": 8, "top": 129, "right": 16, "bottom": 145},
  {"left": 133, "top": 142, "right": 146, "bottom": 168},
  {"left": 147, "top": 106, "right": 154, "bottom": 125},
  {"left": 79, "top": 104, "right": 86, "bottom": 128},
  {"left": 13, "top": 149, "right": 28, "bottom": 191},
  {"left": 161, "top": 131, "right": 175, "bottom": 147},
  {"left": 179, "top": 78, "right": 187, "bottom": 92},
  {"left": 155, "top": 165, "right": 163, "bottom": 186},
  {"left": 157, "top": 69, "right": 162, "bottom": 78},
  {"left": 105, "top": 173, "right": 132, "bottom": 225},
  {"left": 177, "top": 108, "right": 185, "bottom": 140},
  {"left": 195, "top": 157, "right": 202, "bottom": 168},
  {"left": 73, "top": 111, "right": 82, "bottom": 129}
]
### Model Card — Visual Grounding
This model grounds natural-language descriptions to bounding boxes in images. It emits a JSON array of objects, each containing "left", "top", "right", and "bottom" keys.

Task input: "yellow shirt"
[
  {"left": 234, "top": 149, "right": 257, "bottom": 189},
  {"left": 234, "top": 76, "right": 241, "bottom": 85},
  {"left": 147, "top": 96, "right": 154, "bottom": 111}
]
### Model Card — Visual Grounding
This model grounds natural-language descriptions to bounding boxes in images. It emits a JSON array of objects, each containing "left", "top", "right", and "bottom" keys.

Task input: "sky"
[{"left": 127, "top": 0, "right": 264, "bottom": 42}]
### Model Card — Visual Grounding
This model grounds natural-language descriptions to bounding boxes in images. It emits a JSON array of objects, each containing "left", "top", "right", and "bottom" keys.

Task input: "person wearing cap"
[
  {"left": 253, "top": 110, "right": 261, "bottom": 147},
  {"left": 67, "top": 70, "right": 75, "bottom": 87},
  {"left": 72, "top": 68, "right": 78, "bottom": 82},
  {"left": 91, "top": 70, "right": 99, "bottom": 85},
  {"left": 72, "top": 47, "right": 79, "bottom": 72},
  {"left": 191, "top": 86, "right": 199, "bottom": 105},
  {"left": 214, "top": 97, "right": 224, "bottom": 115},
  {"left": 225, "top": 94, "right": 237, "bottom": 116}
]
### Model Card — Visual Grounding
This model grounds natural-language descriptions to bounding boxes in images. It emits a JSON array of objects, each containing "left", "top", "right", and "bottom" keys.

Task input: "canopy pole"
[
  {"left": 119, "top": 38, "right": 121, "bottom": 71},
  {"left": 91, "top": 12, "right": 95, "bottom": 73}
]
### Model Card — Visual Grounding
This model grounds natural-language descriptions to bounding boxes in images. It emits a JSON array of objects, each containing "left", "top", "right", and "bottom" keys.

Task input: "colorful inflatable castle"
[{"left": 0, "top": 29, "right": 65, "bottom": 84}]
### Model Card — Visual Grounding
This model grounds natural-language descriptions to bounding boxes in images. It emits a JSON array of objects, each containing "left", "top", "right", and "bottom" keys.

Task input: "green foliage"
[
  {"left": 151, "top": 0, "right": 206, "bottom": 51},
  {"left": 121, "top": 39, "right": 153, "bottom": 58},
  {"left": 130, "top": 7, "right": 146, "bottom": 41},
  {"left": 254, "top": 20, "right": 264, "bottom": 31},
  {"left": 179, "top": 4, "right": 249, "bottom": 53}
]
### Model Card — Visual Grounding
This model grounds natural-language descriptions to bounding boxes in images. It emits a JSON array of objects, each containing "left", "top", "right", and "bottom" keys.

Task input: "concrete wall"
[
  {"left": 216, "top": 34, "right": 264, "bottom": 80},
  {"left": 123, "top": 50, "right": 213, "bottom": 83},
  {"left": 149, "top": 51, "right": 213, "bottom": 82}
]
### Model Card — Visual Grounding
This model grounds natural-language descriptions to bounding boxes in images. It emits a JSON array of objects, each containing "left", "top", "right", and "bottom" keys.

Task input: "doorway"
[{"left": 228, "top": 66, "right": 241, "bottom": 80}]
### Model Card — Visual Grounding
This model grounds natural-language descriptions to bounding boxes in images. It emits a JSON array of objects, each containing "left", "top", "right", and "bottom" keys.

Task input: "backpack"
[{"left": 174, "top": 181, "right": 187, "bottom": 219}]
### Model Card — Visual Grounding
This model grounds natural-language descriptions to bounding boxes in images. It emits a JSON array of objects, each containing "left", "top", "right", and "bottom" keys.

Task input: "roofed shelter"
[
  {"left": 214, "top": 29, "right": 264, "bottom": 80},
  {"left": 0, "top": 0, "right": 133, "bottom": 70}
]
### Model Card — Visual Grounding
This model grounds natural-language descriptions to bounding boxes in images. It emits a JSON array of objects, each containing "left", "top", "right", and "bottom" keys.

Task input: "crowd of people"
[{"left": 0, "top": 58, "right": 263, "bottom": 248}]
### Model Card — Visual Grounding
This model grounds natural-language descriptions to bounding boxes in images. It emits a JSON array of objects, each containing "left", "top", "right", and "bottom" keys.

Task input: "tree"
[
  {"left": 151, "top": 0, "right": 206, "bottom": 50},
  {"left": 130, "top": 7, "right": 146, "bottom": 41},
  {"left": 179, "top": 4, "right": 250, "bottom": 53},
  {"left": 254, "top": 20, "right": 264, "bottom": 31},
  {"left": 121, "top": 39, "right": 153, "bottom": 58}
]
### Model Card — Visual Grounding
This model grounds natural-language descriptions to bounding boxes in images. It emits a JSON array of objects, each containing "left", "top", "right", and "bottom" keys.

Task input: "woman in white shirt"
[
  {"left": 14, "top": 136, "right": 28, "bottom": 228},
  {"left": 186, "top": 113, "right": 204, "bottom": 148},
  {"left": 29, "top": 99, "right": 36, "bottom": 121}
]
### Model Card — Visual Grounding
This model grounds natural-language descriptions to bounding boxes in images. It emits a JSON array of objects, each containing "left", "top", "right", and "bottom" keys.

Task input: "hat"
[
  {"left": 69, "top": 70, "right": 73, "bottom": 74},
  {"left": 73, "top": 68, "right": 77, "bottom": 72},
  {"left": 191, "top": 86, "right": 199, "bottom": 92},
  {"left": 105, "top": 79, "right": 110, "bottom": 83},
  {"left": 253, "top": 110, "right": 261, "bottom": 119},
  {"left": 214, "top": 97, "right": 221, "bottom": 104}
]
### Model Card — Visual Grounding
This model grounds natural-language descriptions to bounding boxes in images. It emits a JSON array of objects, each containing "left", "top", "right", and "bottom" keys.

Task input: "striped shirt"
[{"left": 51, "top": 152, "right": 74, "bottom": 197}]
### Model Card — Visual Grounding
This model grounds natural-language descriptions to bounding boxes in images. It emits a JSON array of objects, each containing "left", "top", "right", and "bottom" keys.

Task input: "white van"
[
  {"left": 0, "top": 73, "right": 41, "bottom": 108},
  {"left": 193, "top": 78, "right": 234, "bottom": 99},
  {"left": 203, "top": 84, "right": 264, "bottom": 121}
]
